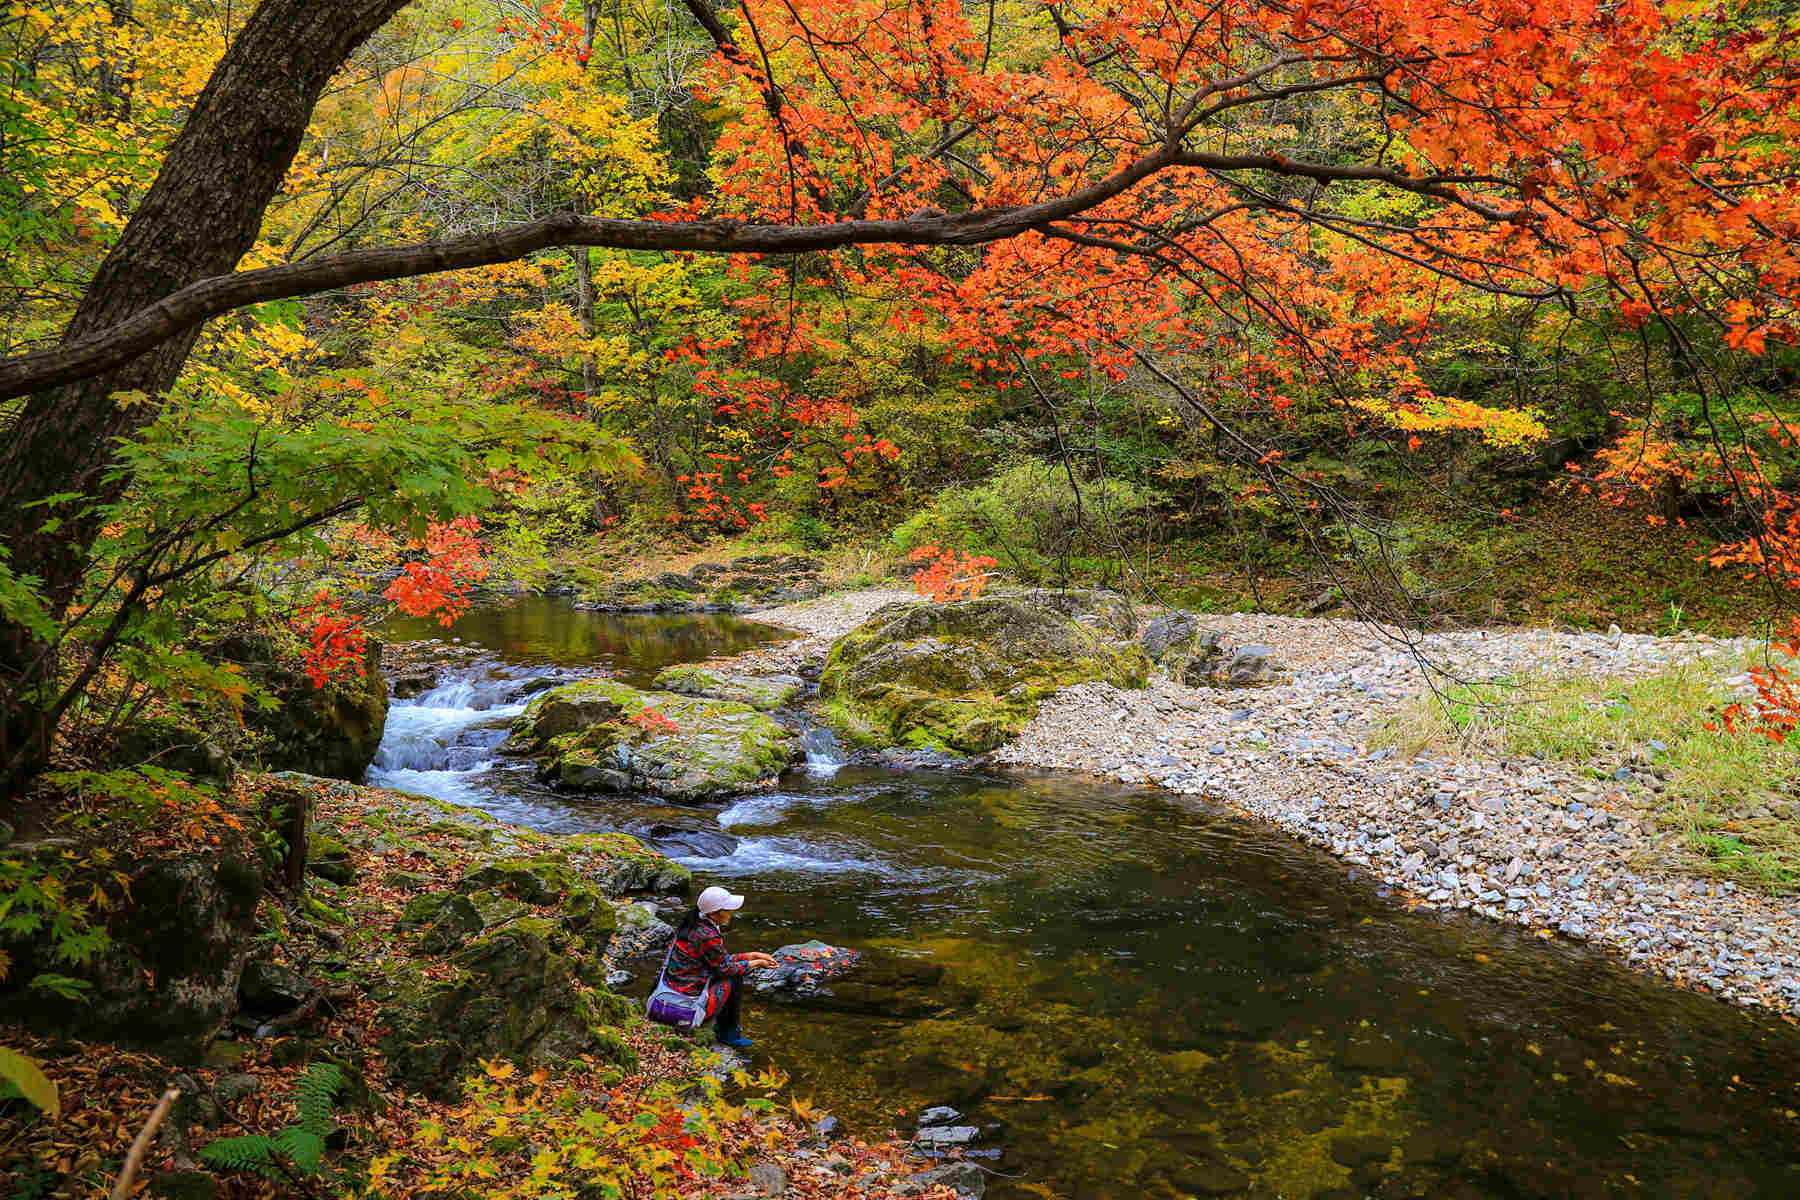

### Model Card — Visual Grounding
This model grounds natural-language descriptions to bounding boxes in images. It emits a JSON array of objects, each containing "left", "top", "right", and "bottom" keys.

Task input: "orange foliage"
[
  {"left": 1712, "top": 620, "right": 1800, "bottom": 744},
  {"left": 909, "top": 545, "right": 998, "bottom": 602},
  {"left": 297, "top": 519, "right": 489, "bottom": 688},
  {"left": 678, "top": 0, "right": 1799, "bottom": 576}
]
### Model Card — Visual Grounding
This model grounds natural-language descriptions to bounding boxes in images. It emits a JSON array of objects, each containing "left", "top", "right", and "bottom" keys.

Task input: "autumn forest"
[{"left": 4, "top": 0, "right": 1800, "bottom": 1196}]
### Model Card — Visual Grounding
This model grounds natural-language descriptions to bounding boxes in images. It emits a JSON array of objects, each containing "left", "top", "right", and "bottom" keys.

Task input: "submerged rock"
[
  {"left": 513, "top": 678, "right": 798, "bottom": 802},
  {"left": 651, "top": 665, "right": 806, "bottom": 711},
  {"left": 644, "top": 824, "right": 739, "bottom": 859},
  {"left": 819, "top": 597, "right": 1149, "bottom": 753}
]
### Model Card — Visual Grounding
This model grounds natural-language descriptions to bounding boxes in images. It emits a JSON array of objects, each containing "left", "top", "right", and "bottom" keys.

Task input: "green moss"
[
  {"left": 819, "top": 597, "right": 1149, "bottom": 752},
  {"left": 520, "top": 679, "right": 796, "bottom": 801},
  {"left": 459, "top": 856, "right": 576, "bottom": 904}
]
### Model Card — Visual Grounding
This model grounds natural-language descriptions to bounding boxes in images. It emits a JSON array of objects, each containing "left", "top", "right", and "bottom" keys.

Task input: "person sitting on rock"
[{"left": 663, "top": 885, "right": 777, "bottom": 1048}]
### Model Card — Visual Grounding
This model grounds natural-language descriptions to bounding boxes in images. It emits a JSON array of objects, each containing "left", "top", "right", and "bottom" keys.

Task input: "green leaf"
[{"left": 0, "top": 1046, "right": 60, "bottom": 1119}]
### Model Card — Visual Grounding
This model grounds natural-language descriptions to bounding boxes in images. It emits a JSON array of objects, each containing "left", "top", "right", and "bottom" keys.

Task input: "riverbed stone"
[
  {"left": 746, "top": 1163, "right": 787, "bottom": 1195},
  {"left": 651, "top": 665, "right": 806, "bottom": 711},
  {"left": 819, "top": 597, "right": 1149, "bottom": 753},
  {"left": 515, "top": 678, "right": 798, "bottom": 802}
]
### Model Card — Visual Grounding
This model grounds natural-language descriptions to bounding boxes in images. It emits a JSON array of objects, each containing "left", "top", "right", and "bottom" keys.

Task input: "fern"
[
  {"left": 293, "top": 1061, "right": 344, "bottom": 1130},
  {"left": 200, "top": 1062, "right": 344, "bottom": 1180}
]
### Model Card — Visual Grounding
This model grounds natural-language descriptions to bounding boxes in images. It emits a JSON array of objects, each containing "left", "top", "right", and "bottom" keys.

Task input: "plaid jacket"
[{"left": 663, "top": 916, "right": 750, "bottom": 1016}]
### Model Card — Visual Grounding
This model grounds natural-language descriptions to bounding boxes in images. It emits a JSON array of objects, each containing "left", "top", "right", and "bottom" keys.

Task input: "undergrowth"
[{"left": 1374, "top": 654, "right": 1800, "bottom": 892}]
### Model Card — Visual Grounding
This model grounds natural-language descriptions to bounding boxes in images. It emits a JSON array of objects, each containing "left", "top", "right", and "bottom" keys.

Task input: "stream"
[{"left": 371, "top": 600, "right": 1800, "bottom": 1199}]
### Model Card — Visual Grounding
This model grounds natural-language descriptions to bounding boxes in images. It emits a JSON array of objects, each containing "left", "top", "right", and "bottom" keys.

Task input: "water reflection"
[{"left": 379, "top": 595, "right": 793, "bottom": 687}]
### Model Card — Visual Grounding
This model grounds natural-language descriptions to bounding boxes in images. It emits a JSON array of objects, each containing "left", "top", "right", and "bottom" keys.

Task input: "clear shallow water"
[{"left": 371, "top": 601, "right": 1800, "bottom": 1199}]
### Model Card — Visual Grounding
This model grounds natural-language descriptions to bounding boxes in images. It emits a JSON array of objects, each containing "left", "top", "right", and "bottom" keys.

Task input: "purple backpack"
[{"left": 644, "top": 947, "right": 708, "bottom": 1030}]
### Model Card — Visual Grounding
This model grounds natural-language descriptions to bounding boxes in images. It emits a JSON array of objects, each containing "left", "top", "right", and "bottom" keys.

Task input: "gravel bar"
[{"left": 739, "top": 593, "right": 1798, "bottom": 1017}]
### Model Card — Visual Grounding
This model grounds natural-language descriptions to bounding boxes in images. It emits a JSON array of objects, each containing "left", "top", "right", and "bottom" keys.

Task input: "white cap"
[{"left": 697, "top": 885, "right": 745, "bottom": 915}]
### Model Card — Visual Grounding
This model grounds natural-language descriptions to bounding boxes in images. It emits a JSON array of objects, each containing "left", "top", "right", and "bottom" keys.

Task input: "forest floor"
[
  {"left": 4, "top": 777, "right": 966, "bottom": 1200},
  {"left": 718, "top": 589, "right": 1800, "bottom": 1020}
]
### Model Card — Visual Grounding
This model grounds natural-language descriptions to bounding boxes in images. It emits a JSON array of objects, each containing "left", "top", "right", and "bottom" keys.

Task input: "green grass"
[{"left": 1374, "top": 655, "right": 1800, "bottom": 893}]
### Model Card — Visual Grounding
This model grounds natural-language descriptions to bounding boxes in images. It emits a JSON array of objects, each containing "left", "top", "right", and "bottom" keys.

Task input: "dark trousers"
[{"left": 711, "top": 976, "right": 743, "bottom": 1034}]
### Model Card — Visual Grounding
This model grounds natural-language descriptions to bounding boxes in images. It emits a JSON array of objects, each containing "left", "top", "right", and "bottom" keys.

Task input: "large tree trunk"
[{"left": 0, "top": 0, "right": 411, "bottom": 791}]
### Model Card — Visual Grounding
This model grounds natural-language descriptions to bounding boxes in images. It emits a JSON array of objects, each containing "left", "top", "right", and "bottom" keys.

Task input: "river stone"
[
  {"left": 516, "top": 678, "right": 798, "bottom": 802},
  {"left": 605, "top": 901, "right": 677, "bottom": 962},
  {"left": 747, "top": 1163, "right": 787, "bottom": 1195},
  {"left": 915, "top": 1124, "right": 981, "bottom": 1147},
  {"left": 651, "top": 665, "right": 806, "bottom": 711},
  {"left": 644, "top": 825, "right": 738, "bottom": 858},
  {"left": 896, "top": 1162, "right": 986, "bottom": 1199},
  {"left": 819, "top": 597, "right": 1149, "bottom": 753},
  {"left": 1141, "top": 610, "right": 1199, "bottom": 661},
  {"left": 1225, "top": 644, "right": 1272, "bottom": 684},
  {"left": 917, "top": 1105, "right": 963, "bottom": 1128},
  {"left": 745, "top": 941, "right": 861, "bottom": 1001}
]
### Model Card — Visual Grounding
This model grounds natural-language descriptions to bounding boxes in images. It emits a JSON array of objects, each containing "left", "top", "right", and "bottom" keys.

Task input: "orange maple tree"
[
  {"left": 294, "top": 518, "right": 490, "bottom": 687},
  {"left": 673, "top": 0, "right": 1799, "bottom": 583},
  {"left": 910, "top": 545, "right": 999, "bottom": 602}
]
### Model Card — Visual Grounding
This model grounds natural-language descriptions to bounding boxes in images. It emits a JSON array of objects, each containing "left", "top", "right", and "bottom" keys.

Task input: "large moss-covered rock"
[
  {"left": 650, "top": 665, "right": 806, "bottom": 711},
  {"left": 374, "top": 917, "right": 634, "bottom": 1099},
  {"left": 513, "top": 679, "right": 796, "bottom": 802},
  {"left": 213, "top": 632, "right": 388, "bottom": 781},
  {"left": 819, "top": 597, "right": 1149, "bottom": 753},
  {"left": 0, "top": 834, "right": 270, "bottom": 1062}
]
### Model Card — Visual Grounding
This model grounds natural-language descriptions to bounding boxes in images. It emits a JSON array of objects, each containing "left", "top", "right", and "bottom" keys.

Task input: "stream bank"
[{"left": 719, "top": 590, "right": 1800, "bottom": 1018}]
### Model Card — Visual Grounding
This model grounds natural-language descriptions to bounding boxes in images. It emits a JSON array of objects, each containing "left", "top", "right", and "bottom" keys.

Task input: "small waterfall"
[
  {"left": 798, "top": 726, "right": 850, "bottom": 774},
  {"left": 366, "top": 659, "right": 536, "bottom": 803}
]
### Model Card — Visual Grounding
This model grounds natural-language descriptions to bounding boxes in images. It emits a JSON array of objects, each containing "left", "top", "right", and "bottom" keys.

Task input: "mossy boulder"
[
  {"left": 215, "top": 632, "right": 388, "bottom": 781},
  {"left": 513, "top": 678, "right": 797, "bottom": 802},
  {"left": 306, "top": 832, "right": 356, "bottom": 884},
  {"left": 819, "top": 597, "right": 1149, "bottom": 753},
  {"left": 0, "top": 833, "right": 270, "bottom": 1062},
  {"left": 1019, "top": 587, "right": 1138, "bottom": 637},
  {"left": 650, "top": 665, "right": 806, "bottom": 711},
  {"left": 373, "top": 917, "right": 634, "bottom": 1099},
  {"left": 458, "top": 855, "right": 576, "bottom": 903}
]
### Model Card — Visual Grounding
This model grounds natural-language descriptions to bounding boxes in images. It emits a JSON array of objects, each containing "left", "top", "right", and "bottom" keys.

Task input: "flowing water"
[{"left": 371, "top": 601, "right": 1800, "bottom": 1199}]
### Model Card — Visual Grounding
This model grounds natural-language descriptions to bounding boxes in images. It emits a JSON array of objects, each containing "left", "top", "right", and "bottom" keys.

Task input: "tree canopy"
[{"left": 0, "top": 0, "right": 1797, "bottom": 788}]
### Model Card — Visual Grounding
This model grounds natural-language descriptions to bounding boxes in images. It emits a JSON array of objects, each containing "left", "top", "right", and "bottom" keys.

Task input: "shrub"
[{"left": 890, "top": 459, "right": 1161, "bottom": 584}]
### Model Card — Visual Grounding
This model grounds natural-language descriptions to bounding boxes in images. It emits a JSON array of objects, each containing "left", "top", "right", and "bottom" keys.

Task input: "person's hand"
[{"left": 745, "top": 952, "right": 778, "bottom": 969}]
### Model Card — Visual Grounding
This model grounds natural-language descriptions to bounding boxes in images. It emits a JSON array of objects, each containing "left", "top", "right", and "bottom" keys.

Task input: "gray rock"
[
  {"left": 896, "top": 1162, "right": 986, "bottom": 1199},
  {"left": 747, "top": 1163, "right": 787, "bottom": 1195},
  {"left": 1225, "top": 645, "right": 1271, "bottom": 684},
  {"left": 213, "top": 1073, "right": 262, "bottom": 1104},
  {"left": 917, "top": 1104, "right": 963, "bottom": 1128},
  {"left": 239, "top": 959, "right": 312, "bottom": 1016},
  {"left": 915, "top": 1124, "right": 981, "bottom": 1147},
  {"left": 1140, "top": 611, "right": 1199, "bottom": 661}
]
